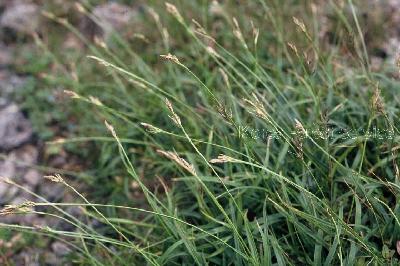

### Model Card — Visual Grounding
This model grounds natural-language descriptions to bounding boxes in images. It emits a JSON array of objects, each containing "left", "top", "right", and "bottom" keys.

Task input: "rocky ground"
[
  {"left": 0, "top": 0, "right": 399, "bottom": 265},
  {"left": 0, "top": 1, "right": 75, "bottom": 265}
]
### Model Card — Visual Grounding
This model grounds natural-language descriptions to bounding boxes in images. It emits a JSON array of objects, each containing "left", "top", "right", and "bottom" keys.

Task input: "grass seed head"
[
  {"left": 157, "top": 150, "right": 196, "bottom": 176},
  {"left": 104, "top": 120, "right": 117, "bottom": 138},
  {"left": 165, "top": 98, "right": 182, "bottom": 126},
  {"left": 140, "top": 123, "right": 163, "bottom": 134},
  {"left": 63, "top": 90, "right": 80, "bottom": 99},
  {"left": 210, "top": 154, "right": 239, "bottom": 164},
  {"left": 44, "top": 174, "right": 65, "bottom": 183},
  {"left": 165, "top": 3, "right": 184, "bottom": 23},
  {"left": 0, "top": 201, "right": 36, "bottom": 216},
  {"left": 371, "top": 86, "right": 385, "bottom": 114},
  {"left": 88, "top": 96, "right": 103, "bottom": 106},
  {"left": 293, "top": 17, "right": 307, "bottom": 34},
  {"left": 160, "top": 53, "right": 180, "bottom": 65}
]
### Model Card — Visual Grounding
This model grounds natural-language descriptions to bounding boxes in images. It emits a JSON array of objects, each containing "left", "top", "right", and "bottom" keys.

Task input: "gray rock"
[
  {"left": 0, "top": 3, "right": 39, "bottom": 34},
  {"left": 0, "top": 104, "right": 32, "bottom": 150},
  {"left": 91, "top": 3, "right": 136, "bottom": 39},
  {"left": 0, "top": 71, "right": 27, "bottom": 107},
  {"left": 51, "top": 241, "right": 71, "bottom": 256},
  {"left": 0, "top": 43, "right": 13, "bottom": 66},
  {"left": 23, "top": 169, "right": 41, "bottom": 187}
]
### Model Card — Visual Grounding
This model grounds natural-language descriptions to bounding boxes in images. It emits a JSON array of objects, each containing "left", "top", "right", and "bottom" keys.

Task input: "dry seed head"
[
  {"left": 88, "top": 96, "right": 103, "bottom": 106},
  {"left": 165, "top": 3, "right": 183, "bottom": 23},
  {"left": 74, "top": 2, "right": 86, "bottom": 13},
  {"left": 104, "top": 120, "right": 117, "bottom": 138},
  {"left": 206, "top": 46, "right": 219, "bottom": 57},
  {"left": 94, "top": 36, "right": 107, "bottom": 49},
  {"left": 371, "top": 86, "right": 385, "bottom": 114},
  {"left": 192, "top": 19, "right": 206, "bottom": 35},
  {"left": 287, "top": 42, "right": 299, "bottom": 57},
  {"left": 210, "top": 154, "right": 239, "bottom": 164},
  {"left": 44, "top": 174, "right": 64, "bottom": 183},
  {"left": 0, "top": 201, "right": 36, "bottom": 216},
  {"left": 157, "top": 150, "right": 196, "bottom": 176},
  {"left": 244, "top": 94, "right": 268, "bottom": 120},
  {"left": 232, "top": 18, "right": 247, "bottom": 48},
  {"left": 250, "top": 21, "right": 259, "bottom": 46},
  {"left": 147, "top": 7, "right": 160, "bottom": 24},
  {"left": 140, "top": 122, "right": 163, "bottom": 134},
  {"left": 293, "top": 17, "right": 307, "bottom": 34},
  {"left": 217, "top": 103, "right": 232, "bottom": 121},
  {"left": 63, "top": 90, "right": 80, "bottom": 99},
  {"left": 160, "top": 53, "right": 180, "bottom": 65},
  {"left": 0, "top": 176, "right": 13, "bottom": 184},
  {"left": 165, "top": 98, "right": 181, "bottom": 126},
  {"left": 294, "top": 119, "right": 307, "bottom": 135}
]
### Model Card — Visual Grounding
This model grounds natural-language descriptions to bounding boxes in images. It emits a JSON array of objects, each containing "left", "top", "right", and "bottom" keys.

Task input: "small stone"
[
  {"left": 51, "top": 241, "right": 71, "bottom": 256},
  {"left": 0, "top": 70, "right": 27, "bottom": 102},
  {"left": 0, "top": 43, "right": 13, "bottom": 66},
  {"left": 91, "top": 3, "right": 136, "bottom": 39},
  {"left": 0, "top": 104, "right": 32, "bottom": 150},
  {"left": 23, "top": 169, "right": 41, "bottom": 187},
  {"left": 0, "top": 3, "right": 39, "bottom": 34}
]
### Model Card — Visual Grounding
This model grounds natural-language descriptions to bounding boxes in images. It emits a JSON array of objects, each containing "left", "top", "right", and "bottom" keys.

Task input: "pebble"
[
  {"left": 0, "top": 3, "right": 39, "bottom": 34},
  {"left": 0, "top": 104, "right": 33, "bottom": 150}
]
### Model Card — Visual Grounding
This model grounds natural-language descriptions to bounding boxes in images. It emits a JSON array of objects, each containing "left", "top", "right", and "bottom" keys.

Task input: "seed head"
[
  {"left": 165, "top": 3, "right": 183, "bottom": 23},
  {"left": 371, "top": 86, "right": 385, "bottom": 114},
  {"left": 157, "top": 150, "right": 196, "bottom": 176},
  {"left": 210, "top": 154, "right": 239, "bottom": 164},
  {"left": 44, "top": 174, "right": 64, "bottom": 183},
  {"left": 140, "top": 122, "right": 163, "bottom": 134},
  {"left": 160, "top": 53, "right": 181, "bottom": 65},
  {"left": 88, "top": 96, "right": 103, "bottom": 106},
  {"left": 104, "top": 120, "right": 117, "bottom": 138},
  {"left": 293, "top": 17, "right": 307, "bottom": 34},
  {"left": 63, "top": 90, "right": 80, "bottom": 99},
  {"left": 165, "top": 98, "right": 181, "bottom": 126}
]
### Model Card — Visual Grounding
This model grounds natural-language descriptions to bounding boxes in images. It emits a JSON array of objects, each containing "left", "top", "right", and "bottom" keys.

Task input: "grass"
[{"left": 2, "top": 0, "right": 400, "bottom": 265}]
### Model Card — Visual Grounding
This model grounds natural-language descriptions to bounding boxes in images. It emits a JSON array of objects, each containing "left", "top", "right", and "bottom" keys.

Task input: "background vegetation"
[{"left": 2, "top": 0, "right": 400, "bottom": 265}]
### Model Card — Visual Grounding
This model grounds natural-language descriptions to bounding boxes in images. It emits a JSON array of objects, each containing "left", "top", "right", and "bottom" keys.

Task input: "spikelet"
[
  {"left": 140, "top": 123, "right": 163, "bottom": 134},
  {"left": 165, "top": 3, "right": 184, "bottom": 23},
  {"left": 165, "top": 98, "right": 181, "bottom": 126},
  {"left": 74, "top": 2, "right": 86, "bottom": 13},
  {"left": 104, "top": 120, "right": 117, "bottom": 138},
  {"left": 293, "top": 17, "right": 307, "bottom": 34},
  {"left": 287, "top": 42, "right": 299, "bottom": 57},
  {"left": 63, "top": 90, "right": 80, "bottom": 99},
  {"left": 371, "top": 85, "right": 385, "bottom": 114},
  {"left": 250, "top": 20, "right": 259, "bottom": 46},
  {"left": 88, "top": 96, "right": 103, "bottom": 106},
  {"left": 232, "top": 18, "right": 248, "bottom": 49},
  {"left": 157, "top": 150, "right": 196, "bottom": 176},
  {"left": 160, "top": 53, "right": 181, "bottom": 65},
  {"left": 210, "top": 154, "right": 239, "bottom": 164},
  {"left": 44, "top": 174, "right": 64, "bottom": 183},
  {"left": 0, "top": 201, "right": 36, "bottom": 216},
  {"left": 206, "top": 46, "right": 219, "bottom": 57},
  {"left": 244, "top": 93, "right": 268, "bottom": 120}
]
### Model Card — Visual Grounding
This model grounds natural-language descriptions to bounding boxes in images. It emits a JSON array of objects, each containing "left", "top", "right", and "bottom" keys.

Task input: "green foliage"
[{"left": 6, "top": 0, "right": 400, "bottom": 265}]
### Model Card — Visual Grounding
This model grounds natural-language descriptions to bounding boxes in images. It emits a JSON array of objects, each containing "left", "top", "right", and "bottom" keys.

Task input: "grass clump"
[{"left": 3, "top": 0, "right": 400, "bottom": 265}]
